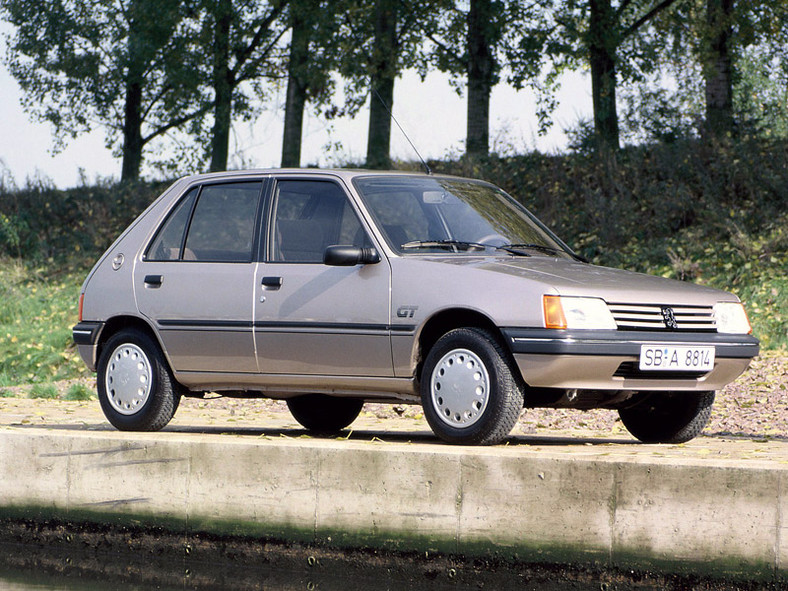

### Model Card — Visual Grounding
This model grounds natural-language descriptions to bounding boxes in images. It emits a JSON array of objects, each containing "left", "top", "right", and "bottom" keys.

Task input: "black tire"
[
  {"left": 97, "top": 329, "right": 180, "bottom": 431},
  {"left": 286, "top": 394, "right": 363, "bottom": 433},
  {"left": 618, "top": 391, "right": 715, "bottom": 444},
  {"left": 421, "top": 327, "right": 524, "bottom": 445}
]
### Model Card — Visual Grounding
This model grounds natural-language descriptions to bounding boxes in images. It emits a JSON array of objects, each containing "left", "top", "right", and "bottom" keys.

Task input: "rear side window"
[
  {"left": 146, "top": 188, "right": 198, "bottom": 261},
  {"left": 146, "top": 182, "right": 262, "bottom": 263},
  {"left": 185, "top": 183, "right": 261, "bottom": 262}
]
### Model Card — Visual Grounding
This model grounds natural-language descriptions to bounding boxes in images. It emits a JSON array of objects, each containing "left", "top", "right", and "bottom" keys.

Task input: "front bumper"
[{"left": 501, "top": 328, "right": 759, "bottom": 391}]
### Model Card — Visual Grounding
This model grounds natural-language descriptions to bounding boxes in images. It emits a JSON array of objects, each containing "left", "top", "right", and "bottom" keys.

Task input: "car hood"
[{"left": 425, "top": 255, "right": 737, "bottom": 305}]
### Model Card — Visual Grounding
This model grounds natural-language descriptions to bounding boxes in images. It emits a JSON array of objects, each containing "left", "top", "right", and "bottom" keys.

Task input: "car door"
[
  {"left": 253, "top": 178, "right": 393, "bottom": 377},
  {"left": 135, "top": 180, "right": 265, "bottom": 374}
]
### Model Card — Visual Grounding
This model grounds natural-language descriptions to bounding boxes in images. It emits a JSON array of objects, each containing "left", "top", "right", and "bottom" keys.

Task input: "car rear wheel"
[
  {"left": 421, "top": 328, "right": 524, "bottom": 445},
  {"left": 618, "top": 391, "right": 715, "bottom": 444},
  {"left": 97, "top": 329, "right": 180, "bottom": 431},
  {"left": 287, "top": 394, "right": 364, "bottom": 433}
]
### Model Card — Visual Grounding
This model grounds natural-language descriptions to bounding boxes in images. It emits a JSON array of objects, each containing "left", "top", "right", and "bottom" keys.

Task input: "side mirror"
[{"left": 323, "top": 245, "right": 381, "bottom": 266}]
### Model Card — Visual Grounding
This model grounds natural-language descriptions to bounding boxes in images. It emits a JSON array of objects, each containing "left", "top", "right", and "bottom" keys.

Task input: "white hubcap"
[
  {"left": 430, "top": 348, "right": 490, "bottom": 428},
  {"left": 105, "top": 343, "right": 152, "bottom": 415}
]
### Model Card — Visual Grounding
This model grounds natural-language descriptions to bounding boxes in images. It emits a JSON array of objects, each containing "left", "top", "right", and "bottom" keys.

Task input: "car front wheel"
[
  {"left": 618, "top": 391, "right": 715, "bottom": 444},
  {"left": 97, "top": 329, "right": 180, "bottom": 431},
  {"left": 421, "top": 328, "right": 524, "bottom": 445}
]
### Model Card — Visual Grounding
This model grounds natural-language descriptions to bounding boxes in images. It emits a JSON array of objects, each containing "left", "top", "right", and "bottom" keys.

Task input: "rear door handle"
[
  {"left": 261, "top": 276, "right": 283, "bottom": 290},
  {"left": 144, "top": 274, "right": 163, "bottom": 287}
]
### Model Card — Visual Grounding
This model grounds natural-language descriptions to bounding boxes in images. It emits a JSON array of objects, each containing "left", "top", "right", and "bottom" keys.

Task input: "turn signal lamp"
[
  {"left": 543, "top": 295, "right": 567, "bottom": 329},
  {"left": 543, "top": 295, "right": 617, "bottom": 330}
]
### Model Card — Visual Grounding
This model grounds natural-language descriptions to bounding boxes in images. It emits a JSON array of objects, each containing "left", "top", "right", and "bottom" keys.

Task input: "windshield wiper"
[
  {"left": 499, "top": 243, "right": 563, "bottom": 256},
  {"left": 400, "top": 240, "right": 567, "bottom": 257},
  {"left": 400, "top": 240, "right": 540, "bottom": 257},
  {"left": 400, "top": 240, "right": 489, "bottom": 252}
]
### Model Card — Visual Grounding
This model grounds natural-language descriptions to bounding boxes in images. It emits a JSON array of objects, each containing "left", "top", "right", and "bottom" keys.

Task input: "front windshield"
[{"left": 353, "top": 176, "right": 573, "bottom": 258}]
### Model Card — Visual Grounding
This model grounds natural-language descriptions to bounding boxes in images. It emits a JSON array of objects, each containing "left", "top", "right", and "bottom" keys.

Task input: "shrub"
[
  {"left": 65, "top": 383, "right": 95, "bottom": 401},
  {"left": 29, "top": 383, "right": 58, "bottom": 399}
]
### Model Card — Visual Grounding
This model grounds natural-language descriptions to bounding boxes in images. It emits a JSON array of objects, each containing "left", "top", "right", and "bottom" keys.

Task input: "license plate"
[{"left": 639, "top": 345, "right": 715, "bottom": 372}]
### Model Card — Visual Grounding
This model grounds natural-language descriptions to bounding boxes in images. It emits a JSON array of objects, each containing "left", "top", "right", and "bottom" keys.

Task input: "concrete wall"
[{"left": 0, "top": 429, "right": 784, "bottom": 582}]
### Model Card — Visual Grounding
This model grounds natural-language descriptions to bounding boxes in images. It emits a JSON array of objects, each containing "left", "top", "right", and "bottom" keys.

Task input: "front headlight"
[
  {"left": 714, "top": 302, "right": 752, "bottom": 334},
  {"left": 543, "top": 295, "right": 617, "bottom": 330}
]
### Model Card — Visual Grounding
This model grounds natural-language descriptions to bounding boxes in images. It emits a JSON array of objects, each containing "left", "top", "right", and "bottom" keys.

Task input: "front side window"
[{"left": 271, "top": 180, "right": 369, "bottom": 263}]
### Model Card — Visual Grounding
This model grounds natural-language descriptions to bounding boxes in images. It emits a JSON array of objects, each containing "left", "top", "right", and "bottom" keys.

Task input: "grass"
[
  {"left": 0, "top": 238, "right": 783, "bottom": 394},
  {"left": 64, "top": 382, "right": 95, "bottom": 401},
  {"left": 0, "top": 258, "right": 91, "bottom": 387},
  {"left": 636, "top": 222, "right": 788, "bottom": 350},
  {"left": 0, "top": 141, "right": 785, "bottom": 389},
  {"left": 28, "top": 383, "right": 58, "bottom": 399}
]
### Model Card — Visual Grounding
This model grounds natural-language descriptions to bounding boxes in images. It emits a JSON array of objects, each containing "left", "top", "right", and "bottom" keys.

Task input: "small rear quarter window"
[{"left": 145, "top": 187, "right": 198, "bottom": 261}]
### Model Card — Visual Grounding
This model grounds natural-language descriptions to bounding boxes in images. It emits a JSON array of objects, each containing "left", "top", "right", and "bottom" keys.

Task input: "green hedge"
[
  {"left": 431, "top": 137, "right": 788, "bottom": 273},
  {"left": 0, "top": 179, "right": 166, "bottom": 264},
  {"left": 0, "top": 139, "right": 785, "bottom": 347}
]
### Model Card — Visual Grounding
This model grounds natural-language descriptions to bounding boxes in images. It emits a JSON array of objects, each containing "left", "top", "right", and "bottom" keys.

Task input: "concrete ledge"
[{"left": 0, "top": 428, "right": 785, "bottom": 583}]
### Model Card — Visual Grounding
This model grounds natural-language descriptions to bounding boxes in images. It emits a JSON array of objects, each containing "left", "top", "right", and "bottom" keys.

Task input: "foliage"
[
  {"left": 281, "top": 0, "right": 347, "bottom": 166},
  {"left": 733, "top": 44, "right": 788, "bottom": 138},
  {"left": 29, "top": 383, "right": 58, "bottom": 399},
  {"left": 1, "top": 0, "right": 292, "bottom": 178},
  {"left": 434, "top": 137, "right": 788, "bottom": 348},
  {"left": 65, "top": 382, "right": 95, "bottom": 401},
  {"left": 334, "top": 0, "right": 442, "bottom": 114},
  {"left": 185, "top": 0, "right": 290, "bottom": 172},
  {"left": 0, "top": 177, "right": 164, "bottom": 263},
  {"left": 0, "top": 259, "right": 91, "bottom": 386},
  {"left": 0, "top": 138, "right": 784, "bottom": 390},
  {"left": 625, "top": 0, "right": 788, "bottom": 143},
  {"left": 2, "top": 0, "right": 206, "bottom": 180},
  {"left": 333, "top": 0, "right": 450, "bottom": 168},
  {"left": 3, "top": 0, "right": 788, "bottom": 175},
  {"left": 512, "top": 0, "right": 686, "bottom": 152}
]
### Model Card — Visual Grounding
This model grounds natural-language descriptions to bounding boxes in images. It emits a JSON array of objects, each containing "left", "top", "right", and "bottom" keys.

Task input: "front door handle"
[
  {"left": 261, "top": 276, "right": 283, "bottom": 290},
  {"left": 144, "top": 274, "right": 163, "bottom": 287}
]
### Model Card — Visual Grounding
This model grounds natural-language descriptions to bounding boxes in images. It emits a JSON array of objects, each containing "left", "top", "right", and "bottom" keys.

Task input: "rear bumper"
[
  {"left": 501, "top": 328, "right": 759, "bottom": 391},
  {"left": 72, "top": 321, "right": 104, "bottom": 372}
]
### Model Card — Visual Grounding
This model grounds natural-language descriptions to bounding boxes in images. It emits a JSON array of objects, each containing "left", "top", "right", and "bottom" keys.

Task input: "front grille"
[
  {"left": 614, "top": 362, "right": 709, "bottom": 380},
  {"left": 607, "top": 302, "right": 716, "bottom": 331}
]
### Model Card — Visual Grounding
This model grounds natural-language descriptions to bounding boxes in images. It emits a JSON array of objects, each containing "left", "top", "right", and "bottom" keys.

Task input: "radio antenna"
[{"left": 372, "top": 87, "right": 432, "bottom": 175}]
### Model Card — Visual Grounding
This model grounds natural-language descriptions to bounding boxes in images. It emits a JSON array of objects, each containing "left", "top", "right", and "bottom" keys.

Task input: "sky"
[{"left": 0, "top": 22, "right": 593, "bottom": 190}]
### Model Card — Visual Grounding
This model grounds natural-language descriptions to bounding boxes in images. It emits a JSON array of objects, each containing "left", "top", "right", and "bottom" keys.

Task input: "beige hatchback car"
[{"left": 73, "top": 170, "right": 758, "bottom": 445}]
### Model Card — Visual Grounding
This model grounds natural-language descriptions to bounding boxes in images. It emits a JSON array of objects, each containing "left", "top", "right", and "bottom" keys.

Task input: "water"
[
  {"left": 0, "top": 531, "right": 745, "bottom": 591},
  {"left": 0, "top": 552, "right": 638, "bottom": 591}
]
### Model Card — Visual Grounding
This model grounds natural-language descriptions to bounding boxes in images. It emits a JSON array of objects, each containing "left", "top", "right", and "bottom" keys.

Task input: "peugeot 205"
[{"left": 73, "top": 170, "right": 759, "bottom": 445}]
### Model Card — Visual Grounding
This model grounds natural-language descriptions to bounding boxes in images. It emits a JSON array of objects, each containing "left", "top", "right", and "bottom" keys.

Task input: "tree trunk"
[
  {"left": 366, "top": 0, "right": 396, "bottom": 170},
  {"left": 589, "top": 0, "right": 620, "bottom": 152},
  {"left": 704, "top": 0, "right": 734, "bottom": 137},
  {"left": 121, "top": 79, "right": 144, "bottom": 181},
  {"left": 210, "top": 0, "right": 233, "bottom": 172},
  {"left": 121, "top": 12, "right": 145, "bottom": 182},
  {"left": 281, "top": 6, "right": 310, "bottom": 168},
  {"left": 466, "top": 0, "right": 494, "bottom": 159}
]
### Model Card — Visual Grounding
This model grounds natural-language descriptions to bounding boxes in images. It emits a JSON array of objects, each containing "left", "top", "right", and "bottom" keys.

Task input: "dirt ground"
[{"left": 1, "top": 351, "right": 785, "bottom": 442}]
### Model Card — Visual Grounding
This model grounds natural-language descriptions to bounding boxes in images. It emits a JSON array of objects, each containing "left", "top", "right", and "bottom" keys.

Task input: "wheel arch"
[
  {"left": 97, "top": 316, "right": 169, "bottom": 374},
  {"left": 414, "top": 308, "right": 508, "bottom": 383}
]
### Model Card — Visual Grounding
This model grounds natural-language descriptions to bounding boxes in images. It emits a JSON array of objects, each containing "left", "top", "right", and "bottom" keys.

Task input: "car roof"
[{"left": 175, "top": 168, "right": 469, "bottom": 184}]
